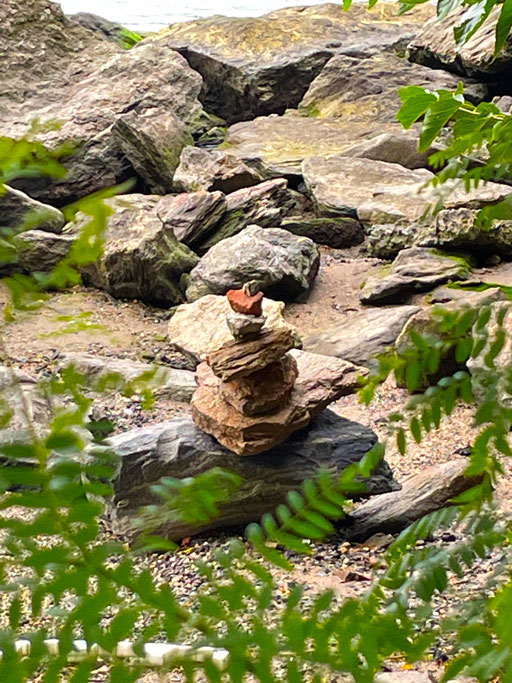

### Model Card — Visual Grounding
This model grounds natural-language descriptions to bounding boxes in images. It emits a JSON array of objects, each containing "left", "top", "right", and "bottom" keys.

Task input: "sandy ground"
[{"left": 1, "top": 246, "right": 510, "bottom": 682}]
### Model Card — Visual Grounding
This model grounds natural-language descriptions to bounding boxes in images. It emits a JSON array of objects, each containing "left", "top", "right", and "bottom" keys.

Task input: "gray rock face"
[
  {"left": 75, "top": 194, "right": 199, "bottom": 305},
  {"left": 69, "top": 12, "right": 133, "bottom": 47},
  {"left": 186, "top": 225, "right": 320, "bottom": 302},
  {"left": 281, "top": 215, "right": 364, "bottom": 249},
  {"left": 304, "top": 305, "right": 420, "bottom": 367},
  {"left": 173, "top": 147, "right": 264, "bottom": 194},
  {"left": 198, "top": 179, "right": 294, "bottom": 251},
  {"left": 299, "top": 51, "right": 487, "bottom": 120},
  {"left": 0, "top": 230, "right": 75, "bottom": 276},
  {"left": 58, "top": 353, "right": 196, "bottom": 402},
  {"left": 0, "top": 186, "right": 65, "bottom": 233},
  {"left": 11, "top": 40, "right": 204, "bottom": 203},
  {"left": 366, "top": 223, "right": 418, "bottom": 260},
  {"left": 340, "top": 133, "right": 440, "bottom": 171},
  {"left": 0, "top": 0, "right": 119, "bottom": 120},
  {"left": 151, "top": 3, "right": 433, "bottom": 123},
  {"left": 113, "top": 109, "right": 193, "bottom": 195},
  {"left": 407, "top": 5, "right": 512, "bottom": 78},
  {"left": 167, "top": 295, "right": 300, "bottom": 364},
  {"left": 359, "top": 248, "right": 472, "bottom": 305},
  {"left": 108, "top": 410, "right": 399, "bottom": 540}
]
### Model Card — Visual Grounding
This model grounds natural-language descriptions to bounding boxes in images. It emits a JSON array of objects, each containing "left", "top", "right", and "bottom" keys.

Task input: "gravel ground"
[{"left": 1, "top": 248, "right": 511, "bottom": 682}]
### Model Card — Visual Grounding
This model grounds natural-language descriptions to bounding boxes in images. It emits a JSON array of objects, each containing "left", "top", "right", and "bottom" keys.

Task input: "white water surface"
[{"left": 57, "top": 0, "right": 328, "bottom": 32}]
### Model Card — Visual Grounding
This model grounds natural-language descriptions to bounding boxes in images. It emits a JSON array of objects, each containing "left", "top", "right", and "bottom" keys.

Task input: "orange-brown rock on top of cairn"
[{"left": 227, "top": 282, "right": 263, "bottom": 316}]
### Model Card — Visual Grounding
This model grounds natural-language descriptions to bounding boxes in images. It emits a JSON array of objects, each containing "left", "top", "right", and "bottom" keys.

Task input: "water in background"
[{"left": 58, "top": 0, "right": 327, "bottom": 32}]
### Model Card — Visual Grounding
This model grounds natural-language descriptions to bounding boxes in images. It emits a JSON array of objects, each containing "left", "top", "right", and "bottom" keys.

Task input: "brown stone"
[
  {"left": 190, "top": 382, "right": 310, "bottom": 455},
  {"left": 227, "top": 288, "right": 264, "bottom": 316},
  {"left": 196, "top": 356, "right": 298, "bottom": 416},
  {"left": 290, "top": 349, "right": 369, "bottom": 416},
  {"left": 207, "top": 328, "right": 295, "bottom": 381}
]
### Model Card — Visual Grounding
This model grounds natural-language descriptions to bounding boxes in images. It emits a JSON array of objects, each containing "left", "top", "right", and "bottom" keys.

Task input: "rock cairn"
[{"left": 191, "top": 284, "right": 310, "bottom": 455}]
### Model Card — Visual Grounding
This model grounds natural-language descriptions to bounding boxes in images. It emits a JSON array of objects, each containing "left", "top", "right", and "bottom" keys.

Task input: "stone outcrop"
[
  {"left": 151, "top": 3, "right": 434, "bottom": 123},
  {"left": 359, "top": 247, "right": 472, "bottom": 305},
  {"left": 407, "top": 5, "right": 512, "bottom": 78},
  {"left": 174, "top": 147, "right": 264, "bottom": 194},
  {"left": 299, "top": 51, "right": 487, "bottom": 120},
  {"left": 10, "top": 41, "right": 204, "bottom": 203},
  {"left": 167, "top": 294, "right": 300, "bottom": 364},
  {"left": 108, "top": 410, "right": 399, "bottom": 540},
  {"left": 73, "top": 195, "right": 199, "bottom": 305},
  {"left": 305, "top": 305, "right": 420, "bottom": 367},
  {"left": 198, "top": 179, "right": 294, "bottom": 251},
  {"left": 58, "top": 353, "right": 196, "bottom": 402},
  {"left": 0, "top": 186, "right": 65, "bottom": 233},
  {"left": 186, "top": 226, "right": 320, "bottom": 302}
]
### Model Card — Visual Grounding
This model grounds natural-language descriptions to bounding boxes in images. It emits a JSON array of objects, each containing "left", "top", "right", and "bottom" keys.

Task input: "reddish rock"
[{"left": 227, "top": 288, "right": 264, "bottom": 316}]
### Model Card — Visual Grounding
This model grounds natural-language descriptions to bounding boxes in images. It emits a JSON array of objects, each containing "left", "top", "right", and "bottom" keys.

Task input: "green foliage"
[{"left": 118, "top": 27, "right": 144, "bottom": 49}]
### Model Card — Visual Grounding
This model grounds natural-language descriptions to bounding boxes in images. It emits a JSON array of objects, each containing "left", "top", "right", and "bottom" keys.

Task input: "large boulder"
[
  {"left": 303, "top": 156, "right": 511, "bottom": 224},
  {"left": 57, "top": 353, "right": 196, "bottom": 402},
  {"left": 407, "top": 5, "right": 512, "bottom": 79},
  {"left": 108, "top": 410, "right": 400, "bottom": 540},
  {"left": 0, "top": 230, "right": 75, "bottom": 276},
  {"left": 10, "top": 40, "right": 204, "bottom": 203},
  {"left": 197, "top": 179, "right": 294, "bottom": 251},
  {"left": 186, "top": 226, "right": 320, "bottom": 302},
  {"left": 74, "top": 194, "right": 199, "bottom": 305},
  {"left": 359, "top": 247, "right": 472, "bottom": 305},
  {"left": 0, "top": 186, "right": 65, "bottom": 233},
  {"left": 281, "top": 214, "right": 364, "bottom": 249},
  {"left": 173, "top": 147, "right": 263, "bottom": 194},
  {"left": 167, "top": 294, "right": 300, "bottom": 364},
  {"left": 151, "top": 3, "right": 434, "bottom": 123},
  {"left": 299, "top": 51, "right": 487, "bottom": 120},
  {"left": 304, "top": 305, "right": 420, "bottom": 367},
  {"left": 0, "top": 0, "right": 118, "bottom": 121}
]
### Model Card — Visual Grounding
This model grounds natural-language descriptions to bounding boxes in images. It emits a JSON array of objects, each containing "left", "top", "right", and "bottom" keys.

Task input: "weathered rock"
[
  {"left": 109, "top": 410, "right": 399, "bottom": 539},
  {"left": 198, "top": 179, "right": 294, "bottom": 251},
  {"left": 113, "top": 109, "right": 192, "bottom": 195},
  {"left": 0, "top": 186, "right": 65, "bottom": 233},
  {"left": 303, "top": 156, "right": 511, "bottom": 224},
  {"left": 191, "top": 381, "right": 310, "bottom": 455},
  {"left": 290, "top": 349, "right": 368, "bottom": 415},
  {"left": 207, "top": 328, "right": 296, "bottom": 381},
  {"left": 145, "top": 192, "right": 226, "bottom": 248},
  {"left": 281, "top": 215, "right": 364, "bottom": 249},
  {"left": 299, "top": 51, "right": 487, "bottom": 120},
  {"left": 174, "top": 147, "right": 263, "bottom": 194},
  {"left": 342, "top": 460, "right": 482, "bottom": 541},
  {"left": 197, "top": 355, "right": 298, "bottom": 416},
  {"left": 227, "top": 287, "right": 264, "bottom": 316},
  {"left": 407, "top": 5, "right": 512, "bottom": 79},
  {"left": 58, "top": 353, "right": 196, "bottom": 402},
  {"left": 226, "top": 312, "right": 266, "bottom": 340},
  {"left": 10, "top": 40, "right": 204, "bottom": 202},
  {"left": 187, "top": 226, "right": 320, "bottom": 302},
  {"left": 0, "top": 0, "right": 118, "bottom": 120},
  {"left": 340, "top": 132, "right": 440, "bottom": 171},
  {"left": 305, "top": 305, "right": 420, "bottom": 367},
  {"left": 0, "top": 230, "right": 75, "bottom": 276},
  {"left": 75, "top": 194, "right": 199, "bottom": 305},
  {"left": 360, "top": 248, "right": 472, "bottom": 305},
  {"left": 152, "top": 3, "right": 433, "bottom": 123},
  {"left": 366, "top": 222, "right": 418, "bottom": 260},
  {"left": 168, "top": 295, "right": 300, "bottom": 364},
  {"left": 468, "top": 301, "right": 512, "bottom": 406},
  {"left": 69, "top": 12, "right": 135, "bottom": 47}
]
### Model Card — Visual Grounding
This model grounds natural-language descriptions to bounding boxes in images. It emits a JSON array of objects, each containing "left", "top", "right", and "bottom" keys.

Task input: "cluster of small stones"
[{"left": 190, "top": 284, "right": 310, "bottom": 455}]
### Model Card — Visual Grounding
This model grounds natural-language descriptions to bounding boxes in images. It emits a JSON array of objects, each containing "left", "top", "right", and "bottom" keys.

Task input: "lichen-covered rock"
[
  {"left": 168, "top": 294, "right": 300, "bottom": 363},
  {"left": 0, "top": 230, "right": 75, "bottom": 276},
  {"left": 360, "top": 248, "right": 472, "bottom": 305},
  {"left": 186, "top": 226, "right": 320, "bottom": 302},
  {"left": 69, "top": 12, "right": 134, "bottom": 47},
  {"left": 75, "top": 194, "right": 199, "bottom": 305},
  {"left": 113, "top": 109, "right": 193, "bottom": 194},
  {"left": 366, "top": 223, "right": 418, "bottom": 260},
  {"left": 304, "top": 305, "right": 420, "bottom": 367},
  {"left": 174, "top": 147, "right": 263, "bottom": 194},
  {"left": 152, "top": 3, "right": 433, "bottom": 123},
  {"left": 0, "top": 186, "right": 65, "bottom": 233},
  {"left": 299, "top": 51, "right": 487, "bottom": 120},
  {"left": 198, "top": 179, "right": 294, "bottom": 251},
  {"left": 10, "top": 40, "right": 204, "bottom": 202},
  {"left": 108, "top": 410, "right": 399, "bottom": 539},
  {"left": 407, "top": 5, "right": 512, "bottom": 78}
]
